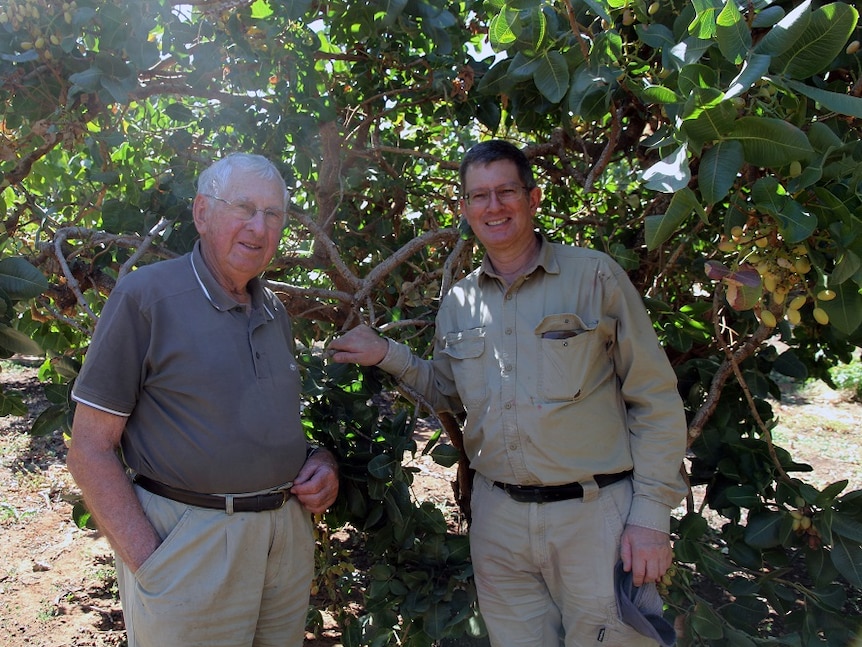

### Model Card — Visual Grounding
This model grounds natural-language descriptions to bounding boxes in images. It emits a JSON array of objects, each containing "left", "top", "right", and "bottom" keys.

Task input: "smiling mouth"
[{"left": 486, "top": 218, "right": 509, "bottom": 226}]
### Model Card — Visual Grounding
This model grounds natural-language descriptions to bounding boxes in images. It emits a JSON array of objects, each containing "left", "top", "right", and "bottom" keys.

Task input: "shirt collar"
[
  {"left": 189, "top": 241, "right": 273, "bottom": 318},
  {"left": 478, "top": 234, "right": 560, "bottom": 281}
]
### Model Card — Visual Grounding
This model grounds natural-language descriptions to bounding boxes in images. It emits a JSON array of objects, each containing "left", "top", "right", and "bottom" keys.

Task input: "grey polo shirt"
[{"left": 71, "top": 241, "right": 307, "bottom": 494}]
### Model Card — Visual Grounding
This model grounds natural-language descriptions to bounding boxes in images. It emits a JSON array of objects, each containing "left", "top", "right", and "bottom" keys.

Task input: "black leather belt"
[
  {"left": 133, "top": 474, "right": 290, "bottom": 512},
  {"left": 493, "top": 470, "right": 632, "bottom": 503}
]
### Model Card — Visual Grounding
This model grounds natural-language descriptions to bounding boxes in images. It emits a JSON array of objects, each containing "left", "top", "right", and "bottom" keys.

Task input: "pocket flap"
[
  {"left": 534, "top": 313, "right": 595, "bottom": 336},
  {"left": 441, "top": 327, "right": 486, "bottom": 359}
]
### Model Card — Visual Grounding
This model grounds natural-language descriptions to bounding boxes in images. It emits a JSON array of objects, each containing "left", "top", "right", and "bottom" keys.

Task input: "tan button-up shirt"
[{"left": 378, "top": 237, "right": 687, "bottom": 532}]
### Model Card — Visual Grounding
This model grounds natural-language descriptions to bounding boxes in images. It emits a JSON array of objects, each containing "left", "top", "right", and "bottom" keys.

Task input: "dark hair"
[{"left": 459, "top": 140, "right": 536, "bottom": 191}]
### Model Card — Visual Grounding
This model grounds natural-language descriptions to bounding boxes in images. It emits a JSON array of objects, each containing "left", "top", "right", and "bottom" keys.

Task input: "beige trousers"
[
  {"left": 116, "top": 485, "right": 314, "bottom": 647},
  {"left": 469, "top": 473, "right": 658, "bottom": 647}
]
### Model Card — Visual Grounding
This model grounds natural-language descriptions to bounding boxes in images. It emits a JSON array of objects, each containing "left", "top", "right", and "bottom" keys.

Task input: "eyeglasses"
[
  {"left": 202, "top": 194, "right": 286, "bottom": 230},
  {"left": 463, "top": 184, "right": 529, "bottom": 208}
]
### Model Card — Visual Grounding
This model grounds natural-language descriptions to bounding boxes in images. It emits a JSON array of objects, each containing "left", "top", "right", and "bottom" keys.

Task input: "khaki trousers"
[
  {"left": 469, "top": 473, "right": 657, "bottom": 647},
  {"left": 116, "top": 485, "right": 314, "bottom": 647}
]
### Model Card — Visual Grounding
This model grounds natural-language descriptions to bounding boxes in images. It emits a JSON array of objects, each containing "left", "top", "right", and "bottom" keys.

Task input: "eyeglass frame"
[
  {"left": 201, "top": 193, "right": 287, "bottom": 230},
  {"left": 462, "top": 183, "right": 533, "bottom": 207}
]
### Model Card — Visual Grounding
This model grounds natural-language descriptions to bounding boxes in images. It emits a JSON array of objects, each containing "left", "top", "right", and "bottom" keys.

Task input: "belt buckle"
[{"left": 277, "top": 489, "right": 289, "bottom": 508}]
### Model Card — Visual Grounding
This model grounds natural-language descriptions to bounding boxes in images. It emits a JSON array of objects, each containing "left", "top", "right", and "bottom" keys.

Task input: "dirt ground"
[{"left": 0, "top": 359, "right": 860, "bottom": 647}]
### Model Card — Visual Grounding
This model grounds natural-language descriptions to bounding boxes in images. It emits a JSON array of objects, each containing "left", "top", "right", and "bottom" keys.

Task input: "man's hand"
[
  {"left": 620, "top": 524, "right": 672, "bottom": 587},
  {"left": 290, "top": 448, "right": 339, "bottom": 514},
  {"left": 327, "top": 325, "right": 389, "bottom": 366}
]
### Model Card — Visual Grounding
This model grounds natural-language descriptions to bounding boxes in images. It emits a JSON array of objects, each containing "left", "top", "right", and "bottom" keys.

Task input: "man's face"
[
  {"left": 193, "top": 169, "right": 285, "bottom": 290},
  {"left": 460, "top": 159, "right": 541, "bottom": 259}
]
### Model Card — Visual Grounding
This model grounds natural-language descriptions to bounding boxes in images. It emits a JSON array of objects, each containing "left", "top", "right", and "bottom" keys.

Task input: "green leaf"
[
  {"left": 691, "top": 600, "right": 724, "bottom": 639},
  {"left": 752, "top": 6, "right": 786, "bottom": 29},
  {"left": 831, "top": 534, "right": 862, "bottom": 587},
  {"left": 715, "top": 0, "right": 751, "bottom": 64},
  {"left": 699, "top": 140, "right": 744, "bottom": 204},
  {"left": 0, "top": 257, "right": 50, "bottom": 300},
  {"left": 819, "top": 281, "right": 862, "bottom": 335},
  {"left": 744, "top": 511, "right": 784, "bottom": 548},
  {"left": 831, "top": 512, "right": 862, "bottom": 544},
  {"left": 367, "top": 454, "right": 398, "bottom": 480},
  {"left": 725, "top": 54, "right": 771, "bottom": 98},
  {"left": 72, "top": 501, "right": 96, "bottom": 530},
  {"left": 755, "top": 1, "right": 812, "bottom": 57},
  {"left": 830, "top": 249, "right": 861, "bottom": 285},
  {"left": 250, "top": 0, "right": 275, "bottom": 18},
  {"left": 29, "top": 404, "right": 68, "bottom": 437},
  {"left": 688, "top": 0, "right": 722, "bottom": 40},
  {"left": 785, "top": 79, "right": 862, "bottom": 118},
  {"left": 772, "top": 350, "right": 808, "bottom": 379},
  {"left": 430, "top": 443, "right": 461, "bottom": 468},
  {"left": 68, "top": 67, "right": 103, "bottom": 93},
  {"left": 533, "top": 50, "right": 569, "bottom": 103},
  {"left": 641, "top": 145, "right": 690, "bottom": 193},
  {"left": 0, "top": 325, "right": 44, "bottom": 357},
  {"left": 772, "top": 3, "right": 859, "bottom": 79},
  {"left": 728, "top": 117, "right": 814, "bottom": 167},
  {"left": 645, "top": 187, "right": 700, "bottom": 249},
  {"left": 0, "top": 389, "right": 28, "bottom": 417},
  {"left": 164, "top": 103, "right": 195, "bottom": 122},
  {"left": 680, "top": 98, "right": 737, "bottom": 149},
  {"left": 639, "top": 85, "right": 680, "bottom": 105},
  {"left": 772, "top": 198, "right": 818, "bottom": 245},
  {"left": 579, "top": 0, "right": 612, "bottom": 25},
  {"left": 489, "top": 7, "right": 519, "bottom": 48}
]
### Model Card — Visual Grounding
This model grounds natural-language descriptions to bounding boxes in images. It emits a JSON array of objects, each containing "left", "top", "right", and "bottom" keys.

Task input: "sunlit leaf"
[
  {"left": 772, "top": 3, "right": 859, "bottom": 79},
  {"left": 641, "top": 144, "right": 691, "bottom": 193},
  {"left": 716, "top": 0, "right": 751, "bottom": 64}
]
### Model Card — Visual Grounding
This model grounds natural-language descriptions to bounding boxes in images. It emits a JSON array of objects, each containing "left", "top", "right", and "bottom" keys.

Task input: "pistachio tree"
[{"left": 1, "top": 0, "right": 861, "bottom": 644}]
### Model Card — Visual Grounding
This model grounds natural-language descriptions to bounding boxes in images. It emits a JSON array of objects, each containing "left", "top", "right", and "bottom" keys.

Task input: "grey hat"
[{"left": 614, "top": 561, "right": 677, "bottom": 647}]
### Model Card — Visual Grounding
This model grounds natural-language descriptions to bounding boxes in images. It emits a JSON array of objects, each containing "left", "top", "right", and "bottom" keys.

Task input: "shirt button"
[
  {"left": 509, "top": 444, "right": 518, "bottom": 451},
  {"left": 255, "top": 352, "right": 261, "bottom": 359},
  {"left": 505, "top": 402, "right": 512, "bottom": 409},
  {"left": 504, "top": 364, "right": 512, "bottom": 372},
  {"left": 505, "top": 328, "right": 512, "bottom": 335}
]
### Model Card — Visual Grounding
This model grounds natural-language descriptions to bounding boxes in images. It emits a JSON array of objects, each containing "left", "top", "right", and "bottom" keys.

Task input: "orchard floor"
[{"left": 1, "top": 360, "right": 860, "bottom": 647}]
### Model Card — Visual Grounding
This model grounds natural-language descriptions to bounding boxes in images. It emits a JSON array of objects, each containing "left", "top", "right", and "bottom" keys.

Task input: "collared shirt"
[
  {"left": 378, "top": 237, "right": 687, "bottom": 532},
  {"left": 71, "top": 241, "right": 307, "bottom": 494}
]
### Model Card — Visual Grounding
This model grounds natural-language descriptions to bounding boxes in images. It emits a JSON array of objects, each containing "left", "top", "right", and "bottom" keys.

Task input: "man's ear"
[
  {"left": 192, "top": 194, "right": 208, "bottom": 233},
  {"left": 528, "top": 185, "right": 542, "bottom": 211}
]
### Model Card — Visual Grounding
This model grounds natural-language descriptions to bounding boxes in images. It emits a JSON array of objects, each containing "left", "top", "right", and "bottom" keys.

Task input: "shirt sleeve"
[
  {"left": 376, "top": 334, "right": 462, "bottom": 415},
  {"left": 605, "top": 263, "right": 688, "bottom": 533},
  {"left": 72, "top": 284, "right": 150, "bottom": 416}
]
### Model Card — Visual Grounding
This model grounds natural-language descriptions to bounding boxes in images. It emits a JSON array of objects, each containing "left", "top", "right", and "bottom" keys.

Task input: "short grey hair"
[{"left": 197, "top": 153, "right": 289, "bottom": 208}]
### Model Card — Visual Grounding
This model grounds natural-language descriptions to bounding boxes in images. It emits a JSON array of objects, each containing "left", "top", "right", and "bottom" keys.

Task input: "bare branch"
[{"left": 119, "top": 217, "right": 173, "bottom": 279}]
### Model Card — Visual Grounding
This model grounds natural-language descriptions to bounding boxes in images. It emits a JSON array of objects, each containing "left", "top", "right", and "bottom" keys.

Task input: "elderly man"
[
  {"left": 67, "top": 153, "right": 338, "bottom": 647},
  {"left": 328, "top": 140, "right": 686, "bottom": 646}
]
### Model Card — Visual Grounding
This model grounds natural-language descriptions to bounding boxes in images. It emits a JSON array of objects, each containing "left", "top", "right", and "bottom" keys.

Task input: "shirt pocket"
[
  {"left": 440, "top": 327, "right": 487, "bottom": 408},
  {"left": 535, "top": 313, "right": 614, "bottom": 402}
]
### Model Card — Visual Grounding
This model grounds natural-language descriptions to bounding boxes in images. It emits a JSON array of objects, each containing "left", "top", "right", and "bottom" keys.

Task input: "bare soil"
[{"left": 0, "top": 360, "right": 859, "bottom": 647}]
